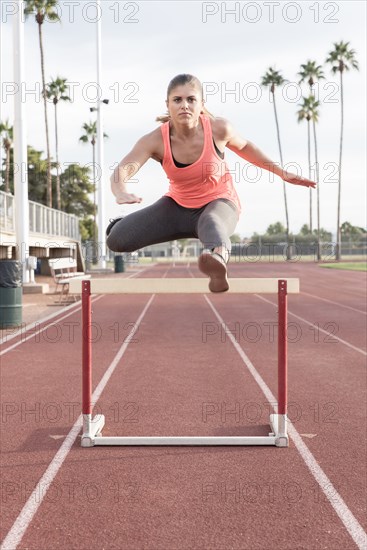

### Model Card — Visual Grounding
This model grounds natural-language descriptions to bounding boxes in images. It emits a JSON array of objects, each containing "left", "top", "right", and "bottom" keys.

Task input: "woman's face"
[{"left": 166, "top": 84, "right": 204, "bottom": 124}]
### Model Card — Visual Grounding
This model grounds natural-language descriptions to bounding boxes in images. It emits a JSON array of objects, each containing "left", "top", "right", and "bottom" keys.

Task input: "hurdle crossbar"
[
  {"left": 80, "top": 277, "right": 298, "bottom": 447},
  {"left": 71, "top": 277, "right": 299, "bottom": 294}
]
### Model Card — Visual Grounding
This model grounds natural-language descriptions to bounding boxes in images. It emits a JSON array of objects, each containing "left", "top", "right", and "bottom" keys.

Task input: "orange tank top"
[{"left": 161, "top": 114, "right": 241, "bottom": 212}]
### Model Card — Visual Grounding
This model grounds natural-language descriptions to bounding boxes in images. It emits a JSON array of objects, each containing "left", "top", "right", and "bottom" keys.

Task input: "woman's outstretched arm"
[
  {"left": 110, "top": 133, "right": 156, "bottom": 203},
  {"left": 223, "top": 120, "right": 316, "bottom": 188}
]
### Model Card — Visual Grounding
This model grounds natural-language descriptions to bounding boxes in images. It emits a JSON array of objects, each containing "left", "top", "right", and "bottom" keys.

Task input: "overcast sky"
[{"left": 1, "top": 0, "right": 366, "bottom": 238}]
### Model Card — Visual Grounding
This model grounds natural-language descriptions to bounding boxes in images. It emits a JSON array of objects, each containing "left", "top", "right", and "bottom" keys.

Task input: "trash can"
[
  {"left": 35, "top": 258, "right": 42, "bottom": 275},
  {"left": 0, "top": 260, "right": 22, "bottom": 328},
  {"left": 114, "top": 254, "right": 125, "bottom": 273}
]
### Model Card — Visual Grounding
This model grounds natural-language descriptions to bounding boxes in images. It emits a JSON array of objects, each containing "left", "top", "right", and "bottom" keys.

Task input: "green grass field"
[{"left": 319, "top": 262, "right": 367, "bottom": 272}]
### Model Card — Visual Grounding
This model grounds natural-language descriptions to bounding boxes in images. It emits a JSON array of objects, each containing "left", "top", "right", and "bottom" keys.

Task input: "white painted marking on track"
[
  {"left": 187, "top": 264, "right": 195, "bottom": 279},
  {"left": 0, "top": 296, "right": 104, "bottom": 357},
  {"left": 204, "top": 295, "right": 367, "bottom": 550},
  {"left": 0, "top": 300, "right": 81, "bottom": 346},
  {"left": 0, "top": 295, "right": 155, "bottom": 550},
  {"left": 0, "top": 265, "right": 153, "bottom": 352},
  {"left": 301, "top": 291, "right": 367, "bottom": 315},
  {"left": 255, "top": 294, "right": 367, "bottom": 357},
  {"left": 162, "top": 265, "right": 171, "bottom": 278}
]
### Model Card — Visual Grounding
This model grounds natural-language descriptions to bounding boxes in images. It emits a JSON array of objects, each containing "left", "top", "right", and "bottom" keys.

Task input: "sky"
[{"left": 0, "top": 0, "right": 366, "bottom": 239}]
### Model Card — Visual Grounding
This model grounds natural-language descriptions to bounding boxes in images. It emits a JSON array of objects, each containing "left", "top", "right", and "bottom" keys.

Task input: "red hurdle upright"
[
  {"left": 82, "top": 280, "right": 92, "bottom": 417},
  {"left": 278, "top": 279, "right": 288, "bottom": 416},
  {"left": 81, "top": 279, "right": 104, "bottom": 444},
  {"left": 79, "top": 277, "right": 295, "bottom": 447}
]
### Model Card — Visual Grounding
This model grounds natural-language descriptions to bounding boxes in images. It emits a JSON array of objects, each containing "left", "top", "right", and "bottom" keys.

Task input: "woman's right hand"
[{"left": 115, "top": 191, "right": 143, "bottom": 204}]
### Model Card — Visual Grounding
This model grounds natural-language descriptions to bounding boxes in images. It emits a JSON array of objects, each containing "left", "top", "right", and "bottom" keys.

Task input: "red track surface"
[{"left": 1, "top": 262, "right": 366, "bottom": 549}]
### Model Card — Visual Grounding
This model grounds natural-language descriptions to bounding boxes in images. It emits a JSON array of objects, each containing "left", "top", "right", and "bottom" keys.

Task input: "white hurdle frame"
[{"left": 71, "top": 277, "right": 300, "bottom": 448}]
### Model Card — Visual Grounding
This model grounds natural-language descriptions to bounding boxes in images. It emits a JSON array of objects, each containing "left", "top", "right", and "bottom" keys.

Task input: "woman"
[{"left": 107, "top": 74, "right": 316, "bottom": 292}]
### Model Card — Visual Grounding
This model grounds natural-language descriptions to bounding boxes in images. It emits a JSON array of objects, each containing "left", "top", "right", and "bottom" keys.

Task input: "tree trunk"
[
  {"left": 54, "top": 102, "right": 61, "bottom": 210},
  {"left": 307, "top": 119, "right": 312, "bottom": 232},
  {"left": 38, "top": 23, "right": 52, "bottom": 207},
  {"left": 313, "top": 119, "right": 321, "bottom": 260},
  {"left": 272, "top": 92, "right": 290, "bottom": 259},
  {"left": 336, "top": 71, "right": 344, "bottom": 261}
]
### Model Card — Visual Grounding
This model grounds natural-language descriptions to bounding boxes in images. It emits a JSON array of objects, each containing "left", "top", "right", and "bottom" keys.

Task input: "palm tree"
[
  {"left": 260, "top": 67, "right": 291, "bottom": 257},
  {"left": 297, "top": 97, "right": 313, "bottom": 231},
  {"left": 325, "top": 41, "right": 359, "bottom": 260},
  {"left": 297, "top": 60, "right": 324, "bottom": 89},
  {"left": 79, "top": 122, "right": 97, "bottom": 251},
  {"left": 0, "top": 120, "right": 13, "bottom": 193},
  {"left": 24, "top": 0, "right": 60, "bottom": 208},
  {"left": 45, "top": 76, "right": 71, "bottom": 210},
  {"left": 311, "top": 99, "right": 321, "bottom": 260},
  {"left": 79, "top": 122, "right": 108, "bottom": 262},
  {"left": 297, "top": 95, "right": 321, "bottom": 257},
  {"left": 298, "top": 60, "right": 324, "bottom": 260}
]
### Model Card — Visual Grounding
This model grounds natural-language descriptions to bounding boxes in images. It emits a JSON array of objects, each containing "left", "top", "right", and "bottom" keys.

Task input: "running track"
[{"left": 0, "top": 262, "right": 366, "bottom": 549}]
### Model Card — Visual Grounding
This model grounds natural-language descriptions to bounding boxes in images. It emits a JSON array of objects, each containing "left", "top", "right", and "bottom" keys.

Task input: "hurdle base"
[
  {"left": 269, "top": 413, "right": 289, "bottom": 447},
  {"left": 81, "top": 414, "right": 105, "bottom": 447},
  {"left": 81, "top": 414, "right": 288, "bottom": 447}
]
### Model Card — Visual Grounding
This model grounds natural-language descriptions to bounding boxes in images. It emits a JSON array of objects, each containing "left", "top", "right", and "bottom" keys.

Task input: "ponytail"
[{"left": 155, "top": 113, "right": 170, "bottom": 124}]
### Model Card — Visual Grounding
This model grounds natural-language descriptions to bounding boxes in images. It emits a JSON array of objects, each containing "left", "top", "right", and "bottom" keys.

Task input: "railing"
[
  {"left": 0, "top": 192, "right": 15, "bottom": 233},
  {"left": 0, "top": 191, "right": 81, "bottom": 240}
]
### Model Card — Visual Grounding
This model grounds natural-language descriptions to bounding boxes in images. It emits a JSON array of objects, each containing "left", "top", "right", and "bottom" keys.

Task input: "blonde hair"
[{"left": 156, "top": 74, "right": 215, "bottom": 123}]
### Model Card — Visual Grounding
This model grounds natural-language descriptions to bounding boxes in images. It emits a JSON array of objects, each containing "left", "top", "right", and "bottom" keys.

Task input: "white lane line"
[
  {"left": 301, "top": 291, "right": 367, "bottom": 315},
  {"left": 162, "top": 265, "right": 171, "bottom": 278},
  {"left": 256, "top": 295, "right": 367, "bottom": 357},
  {"left": 0, "top": 296, "right": 104, "bottom": 357},
  {"left": 0, "top": 265, "right": 153, "bottom": 354},
  {"left": 0, "top": 295, "right": 155, "bottom": 550},
  {"left": 186, "top": 263, "right": 195, "bottom": 279},
  {"left": 204, "top": 295, "right": 367, "bottom": 550},
  {"left": 0, "top": 300, "right": 81, "bottom": 346}
]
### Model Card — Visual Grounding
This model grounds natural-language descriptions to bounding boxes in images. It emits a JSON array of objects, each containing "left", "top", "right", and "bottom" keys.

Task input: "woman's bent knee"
[{"left": 106, "top": 232, "right": 136, "bottom": 253}]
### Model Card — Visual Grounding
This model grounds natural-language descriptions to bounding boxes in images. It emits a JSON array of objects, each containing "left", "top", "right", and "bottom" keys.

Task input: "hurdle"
[{"left": 69, "top": 277, "right": 300, "bottom": 448}]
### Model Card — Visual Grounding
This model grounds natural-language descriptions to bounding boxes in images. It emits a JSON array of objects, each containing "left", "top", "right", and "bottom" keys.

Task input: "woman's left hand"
[{"left": 283, "top": 171, "right": 317, "bottom": 188}]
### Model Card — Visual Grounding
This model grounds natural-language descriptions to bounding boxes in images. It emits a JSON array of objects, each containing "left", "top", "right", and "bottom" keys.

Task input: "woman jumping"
[{"left": 106, "top": 73, "right": 316, "bottom": 292}]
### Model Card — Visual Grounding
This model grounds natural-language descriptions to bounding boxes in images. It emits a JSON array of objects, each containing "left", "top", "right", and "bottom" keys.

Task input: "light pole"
[
  {"left": 13, "top": 0, "right": 29, "bottom": 282},
  {"left": 96, "top": 0, "right": 106, "bottom": 269},
  {"left": 90, "top": 98, "right": 108, "bottom": 267},
  {"left": 0, "top": 6, "right": 3, "bottom": 181}
]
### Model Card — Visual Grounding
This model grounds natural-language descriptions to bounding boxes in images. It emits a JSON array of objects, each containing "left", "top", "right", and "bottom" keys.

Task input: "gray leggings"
[{"left": 106, "top": 197, "right": 239, "bottom": 254}]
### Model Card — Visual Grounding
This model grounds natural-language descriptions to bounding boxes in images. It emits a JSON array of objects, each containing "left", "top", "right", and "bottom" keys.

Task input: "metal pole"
[
  {"left": 13, "top": 0, "right": 29, "bottom": 281},
  {"left": 278, "top": 279, "right": 287, "bottom": 415},
  {"left": 92, "top": 140, "right": 97, "bottom": 263},
  {"left": 96, "top": 0, "right": 106, "bottom": 269},
  {"left": 0, "top": 6, "right": 3, "bottom": 180}
]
